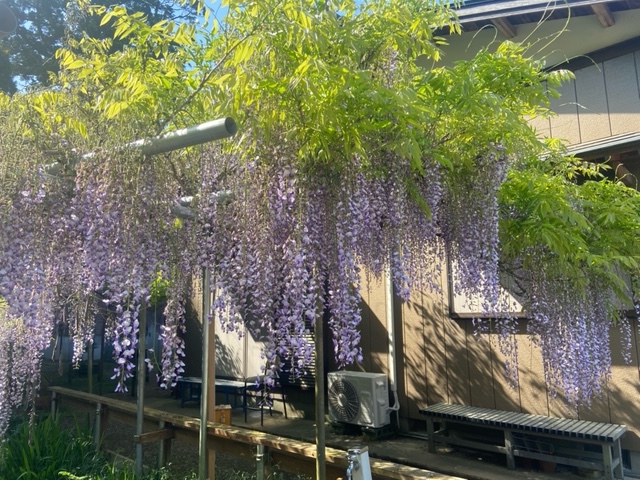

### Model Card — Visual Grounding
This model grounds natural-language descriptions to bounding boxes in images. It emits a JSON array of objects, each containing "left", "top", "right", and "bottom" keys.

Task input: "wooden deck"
[
  {"left": 44, "top": 378, "right": 607, "bottom": 480},
  {"left": 49, "top": 386, "right": 463, "bottom": 480}
]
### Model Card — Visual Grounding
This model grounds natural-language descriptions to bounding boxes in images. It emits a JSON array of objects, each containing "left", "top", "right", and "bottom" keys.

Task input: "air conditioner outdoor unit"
[{"left": 327, "top": 371, "right": 390, "bottom": 429}]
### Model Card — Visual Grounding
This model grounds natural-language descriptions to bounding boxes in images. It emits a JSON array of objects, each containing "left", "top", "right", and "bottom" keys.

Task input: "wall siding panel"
[
  {"left": 549, "top": 79, "right": 581, "bottom": 144},
  {"left": 358, "top": 277, "right": 374, "bottom": 374},
  {"left": 574, "top": 63, "right": 611, "bottom": 143},
  {"left": 444, "top": 316, "right": 471, "bottom": 405},
  {"left": 604, "top": 53, "right": 640, "bottom": 135},
  {"left": 528, "top": 113, "right": 551, "bottom": 139},
  {"left": 607, "top": 324, "right": 640, "bottom": 451},
  {"left": 636, "top": 51, "right": 640, "bottom": 97},
  {"left": 465, "top": 321, "right": 495, "bottom": 409},
  {"left": 426, "top": 269, "right": 451, "bottom": 406},
  {"left": 515, "top": 325, "right": 549, "bottom": 415},
  {"left": 402, "top": 292, "right": 433, "bottom": 417},
  {"left": 363, "top": 274, "right": 389, "bottom": 375},
  {"left": 489, "top": 330, "right": 521, "bottom": 412}
]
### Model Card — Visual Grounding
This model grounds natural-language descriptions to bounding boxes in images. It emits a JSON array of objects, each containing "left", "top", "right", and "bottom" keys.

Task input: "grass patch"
[
  {"left": 0, "top": 415, "right": 192, "bottom": 480},
  {"left": 0, "top": 413, "right": 311, "bottom": 479}
]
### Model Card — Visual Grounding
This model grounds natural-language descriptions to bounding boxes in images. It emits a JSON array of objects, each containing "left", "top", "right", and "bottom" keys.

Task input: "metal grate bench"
[
  {"left": 419, "top": 403, "right": 627, "bottom": 479},
  {"left": 176, "top": 377, "right": 246, "bottom": 409}
]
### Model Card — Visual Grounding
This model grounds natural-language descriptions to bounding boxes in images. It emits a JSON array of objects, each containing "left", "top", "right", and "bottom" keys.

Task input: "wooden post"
[
  {"left": 315, "top": 315, "right": 325, "bottom": 480},
  {"left": 157, "top": 420, "right": 172, "bottom": 468},
  {"left": 50, "top": 391, "right": 58, "bottom": 420},
  {"left": 199, "top": 268, "right": 216, "bottom": 479},
  {"left": 135, "top": 306, "right": 147, "bottom": 478},
  {"left": 94, "top": 402, "right": 103, "bottom": 449}
]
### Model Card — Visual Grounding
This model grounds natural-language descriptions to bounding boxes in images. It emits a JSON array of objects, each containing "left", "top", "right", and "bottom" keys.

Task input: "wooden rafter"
[
  {"left": 491, "top": 17, "right": 517, "bottom": 38},
  {"left": 591, "top": 3, "right": 616, "bottom": 27},
  {"left": 462, "top": 20, "right": 480, "bottom": 32},
  {"left": 609, "top": 152, "right": 640, "bottom": 189}
]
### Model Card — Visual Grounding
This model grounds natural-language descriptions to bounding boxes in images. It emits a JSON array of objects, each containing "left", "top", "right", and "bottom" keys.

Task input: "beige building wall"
[
  {"left": 545, "top": 51, "right": 640, "bottom": 146},
  {"left": 354, "top": 50, "right": 640, "bottom": 454},
  {"left": 438, "top": 10, "right": 640, "bottom": 71},
  {"left": 195, "top": 42, "right": 640, "bottom": 460},
  {"left": 358, "top": 261, "right": 640, "bottom": 454}
]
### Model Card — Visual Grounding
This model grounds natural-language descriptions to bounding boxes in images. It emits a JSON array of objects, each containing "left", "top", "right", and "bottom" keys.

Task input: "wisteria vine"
[{"left": 0, "top": 30, "right": 631, "bottom": 440}]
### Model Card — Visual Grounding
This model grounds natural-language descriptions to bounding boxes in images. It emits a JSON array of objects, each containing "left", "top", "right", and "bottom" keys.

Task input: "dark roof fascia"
[
  {"left": 455, "top": 0, "right": 619, "bottom": 24},
  {"left": 565, "top": 132, "right": 640, "bottom": 159},
  {"left": 548, "top": 35, "right": 640, "bottom": 71}
]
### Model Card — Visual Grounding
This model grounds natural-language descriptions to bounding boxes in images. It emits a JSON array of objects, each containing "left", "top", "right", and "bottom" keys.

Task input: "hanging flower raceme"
[
  {"left": 525, "top": 262, "right": 618, "bottom": 405},
  {"left": 158, "top": 244, "right": 195, "bottom": 388},
  {"left": 442, "top": 146, "right": 510, "bottom": 315},
  {"left": 0, "top": 171, "right": 64, "bottom": 434},
  {"left": 194, "top": 142, "right": 455, "bottom": 381},
  {"left": 66, "top": 154, "right": 173, "bottom": 391}
]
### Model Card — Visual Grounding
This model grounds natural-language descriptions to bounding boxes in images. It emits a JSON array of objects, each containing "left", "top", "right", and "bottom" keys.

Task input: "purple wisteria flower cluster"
[
  {"left": 194, "top": 143, "right": 451, "bottom": 384},
  {"left": 1, "top": 118, "right": 618, "bottom": 433},
  {"left": 0, "top": 131, "right": 510, "bottom": 433},
  {"left": 525, "top": 260, "right": 625, "bottom": 405},
  {"left": 0, "top": 146, "right": 190, "bottom": 433},
  {"left": 442, "top": 147, "right": 508, "bottom": 315}
]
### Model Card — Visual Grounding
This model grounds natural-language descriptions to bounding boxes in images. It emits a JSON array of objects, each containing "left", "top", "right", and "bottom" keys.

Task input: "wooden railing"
[{"left": 49, "top": 386, "right": 461, "bottom": 480}]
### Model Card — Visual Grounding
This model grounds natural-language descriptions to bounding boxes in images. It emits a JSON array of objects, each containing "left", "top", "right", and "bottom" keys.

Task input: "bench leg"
[
  {"left": 603, "top": 443, "right": 615, "bottom": 480},
  {"left": 427, "top": 418, "right": 435, "bottom": 453},
  {"left": 613, "top": 440, "right": 624, "bottom": 480},
  {"left": 504, "top": 430, "right": 516, "bottom": 470}
]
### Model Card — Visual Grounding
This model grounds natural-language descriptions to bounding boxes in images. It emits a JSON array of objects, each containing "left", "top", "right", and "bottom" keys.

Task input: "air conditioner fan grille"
[{"left": 328, "top": 378, "right": 360, "bottom": 422}]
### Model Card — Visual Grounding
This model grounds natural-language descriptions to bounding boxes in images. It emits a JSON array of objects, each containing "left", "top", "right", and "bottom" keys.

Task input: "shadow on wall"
[
  {"left": 182, "top": 300, "right": 203, "bottom": 377},
  {"left": 608, "top": 380, "right": 640, "bottom": 451},
  {"left": 401, "top": 291, "right": 523, "bottom": 418},
  {"left": 214, "top": 333, "right": 243, "bottom": 379},
  {"left": 353, "top": 273, "right": 640, "bottom": 456},
  {"left": 181, "top": 298, "right": 245, "bottom": 379},
  {"left": 401, "top": 290, "right": 640, "bottom": 447}
]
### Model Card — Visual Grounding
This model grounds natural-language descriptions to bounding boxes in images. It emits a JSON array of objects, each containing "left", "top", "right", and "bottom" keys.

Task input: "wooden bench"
[{"left": 420, "top": 403, "right": 627, "bottom": 479}]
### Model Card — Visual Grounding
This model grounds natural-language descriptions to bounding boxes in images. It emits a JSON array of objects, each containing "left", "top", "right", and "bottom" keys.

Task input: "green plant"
[
  {"left": 0, "top": 415, "right": 99, "bottom": 480},
  {"left": 0, "top": 415, "right": 200, "bottom": 479}
]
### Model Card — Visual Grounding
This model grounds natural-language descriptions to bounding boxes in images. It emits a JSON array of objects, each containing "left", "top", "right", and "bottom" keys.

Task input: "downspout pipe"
[
  {"left": 0, "top": 5, "right": 17, "bottom": 39},
  {"left": 385, "top": 264, "right": 400, "bottom": 428}
]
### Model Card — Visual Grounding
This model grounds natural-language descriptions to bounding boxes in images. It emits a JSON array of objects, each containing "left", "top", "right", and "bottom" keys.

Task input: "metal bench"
[
  {"left": 244, "top": 375, "right": 288, "bottom": 426},
  {"left": 419, "top": 403, "right": 627, "bottom": 479},
  {"left": 176, "top": 377, "right": 246, "bottom": 409},
  {"left": 176, "top": 376, "right": 287, "bottom": 426}
]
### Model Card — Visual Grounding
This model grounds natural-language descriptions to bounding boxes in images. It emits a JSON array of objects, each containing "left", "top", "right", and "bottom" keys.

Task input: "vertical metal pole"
[
  {"left": 315, "top": 317, "right": 326, "bottom": 480},
  {"left": 99, "top": 319, "right": 106, "bottom": 395},
  {"left": 135, "top": 306, "right": 147, "bottom": 478},
  {"left": 206, "top": 272, "right": 217, "bottom": 477},
  {"left": 256, "top": 445, "right": 265, "bottom": 480},
  {"left": 199, "top": 268, "right": 214, "bottom": 479},
  {"left": 158, "top": 420, "right": 167, "bottom": 468},
  {"left": 385, "top": 264, "right": 400, "bottom": 427},
  {"left": 94, "top": 403, "right": 102, "bottom": 448},
  {"left": 50, "top": 391, "right": 58, "bottom": 420},
  {"left": 88, "top": 339, "right": 94, "bottom": 394}
]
